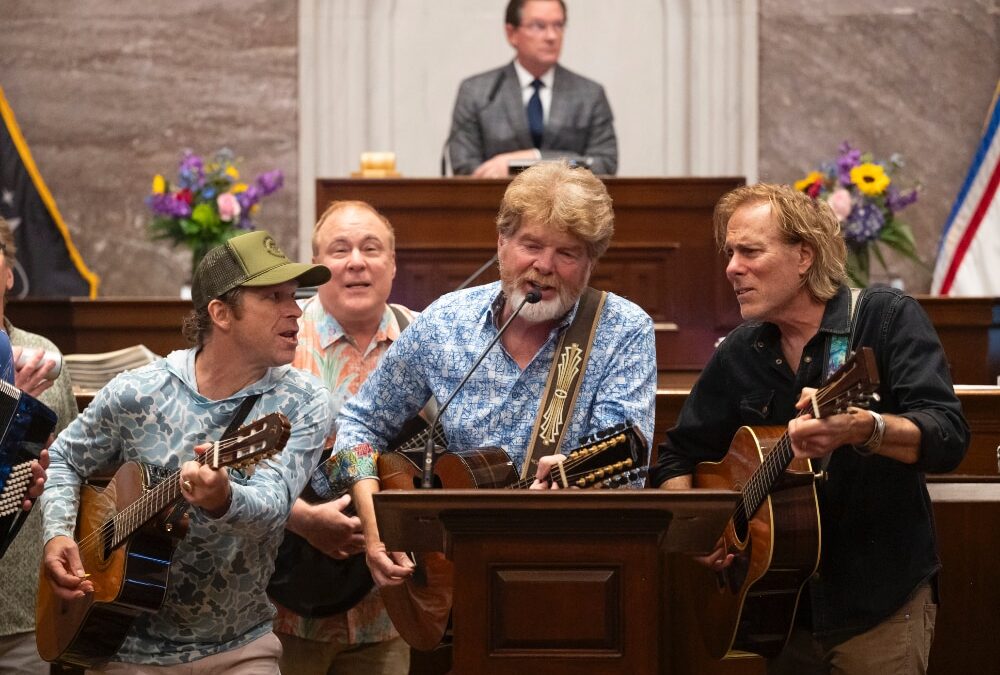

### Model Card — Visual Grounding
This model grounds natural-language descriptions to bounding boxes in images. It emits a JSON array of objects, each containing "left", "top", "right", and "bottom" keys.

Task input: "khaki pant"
[
  {"left": 276, "top": 633, "right": 409, "bottom": 675},
  {"left": 768, "top": 583, "right": 937, "bottom": 675},
  {"left": 0, "top": 631, "right": 49, "bottom": 675},
  {"left": 89, "top": 631, "right": 282, "bottom": 675}
]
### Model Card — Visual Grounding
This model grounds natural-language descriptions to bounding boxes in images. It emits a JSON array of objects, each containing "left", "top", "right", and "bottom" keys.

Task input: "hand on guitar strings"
[
  {"left": 788, "top": 387, "right": 872, "bottom": 459},
  {"left": 292, "top": 493, "right": 365, "bottom": 559},
  {"left": 42, "top": 535, "right": 95, "bottom": 600},
  {"left": 179, "top": 443, "right": 233, "bottom": 518},
  {"left": 365, "top": 540, "right": 415, "bottom": 587},
  {"left": 695, "top": 537, "right": 735, "bottom": 572},
  {"left": 530, "top": 454, "right": 568, "bottom": 490}
]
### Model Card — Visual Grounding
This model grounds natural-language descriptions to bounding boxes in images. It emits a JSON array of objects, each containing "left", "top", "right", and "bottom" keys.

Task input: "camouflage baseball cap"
[{"left": 191, "top": 231, "right": 331, "bottom": 310}]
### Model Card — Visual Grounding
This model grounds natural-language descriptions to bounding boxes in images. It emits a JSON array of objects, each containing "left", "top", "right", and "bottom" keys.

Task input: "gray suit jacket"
[{"left": 447, "top": 62, "right": 618, "bottom": 175}]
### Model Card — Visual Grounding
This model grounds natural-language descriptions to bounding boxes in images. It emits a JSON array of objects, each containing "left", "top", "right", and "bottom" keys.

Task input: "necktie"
[{"left": 527, "top": 79, "right": 544, "bottom": 149}]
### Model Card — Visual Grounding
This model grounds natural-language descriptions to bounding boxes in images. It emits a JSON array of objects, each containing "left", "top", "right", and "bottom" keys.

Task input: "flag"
[
  {"left": 931, "top": 81, "right": 1000, "bottom": 296},
  {"left": 0, "top": 85, "right": 98, "bottom": 298}
]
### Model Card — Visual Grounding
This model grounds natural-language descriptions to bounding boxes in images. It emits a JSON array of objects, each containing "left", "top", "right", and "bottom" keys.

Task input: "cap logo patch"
[{"left": 263, "top": 235, "right": 285, "bottom": 259}]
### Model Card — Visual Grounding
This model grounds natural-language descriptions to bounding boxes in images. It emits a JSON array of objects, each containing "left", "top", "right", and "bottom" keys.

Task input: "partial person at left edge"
[
  {"left": 38, "top": 230, "right": 333, "bottom": 673},
  {"left": 0, "top": 214, "right": 64, "bottom": 675}
]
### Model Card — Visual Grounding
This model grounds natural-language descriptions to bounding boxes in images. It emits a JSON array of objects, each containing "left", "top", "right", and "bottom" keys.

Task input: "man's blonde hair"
[
  {"left": 496, "top": 161, "right": 614, "bottom": 259},
  {"left": 714, "top": 183, "right": 847, "bottom": 302}
]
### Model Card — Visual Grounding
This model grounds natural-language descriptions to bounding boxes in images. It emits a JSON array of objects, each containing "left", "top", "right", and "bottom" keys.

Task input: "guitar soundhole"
[{"left": 101, "top": 521, "right": 115, "bottom": 561}]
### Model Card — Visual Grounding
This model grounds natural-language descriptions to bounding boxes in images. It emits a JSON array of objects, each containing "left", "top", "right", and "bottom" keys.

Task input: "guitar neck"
[
  {"left": 735, "top": 432, "right": 796, "bottom": 531},
  {"left": 108, "top": 467, "right": 186, "bottom": 549}
]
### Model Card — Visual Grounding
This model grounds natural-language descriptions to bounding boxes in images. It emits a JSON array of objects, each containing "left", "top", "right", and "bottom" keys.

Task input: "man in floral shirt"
[
  {"left": 271, "top": 201, "right": 413, "bottom": 674},
  {"left": 40, "top": 231, "right": 332, "bottom": 672}
]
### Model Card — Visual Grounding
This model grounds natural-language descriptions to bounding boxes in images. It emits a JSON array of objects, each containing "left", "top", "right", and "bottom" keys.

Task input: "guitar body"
[
  {"left": 693, "top": 426, "right": 821, "bottom": 659},
  {"left": 378, "top": 447, "right": 517, "bottom": 651},
  {"left": 36, "top": 462, "right": 187, "bottom": 667},
  {"left": 37, "top": 413, "right": 288, "bottom": 668}
]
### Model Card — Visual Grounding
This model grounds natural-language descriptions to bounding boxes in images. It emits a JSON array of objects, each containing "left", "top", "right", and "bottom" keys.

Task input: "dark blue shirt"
[{"left": 652, "top": 285, "right": 969, "bottom": 641}]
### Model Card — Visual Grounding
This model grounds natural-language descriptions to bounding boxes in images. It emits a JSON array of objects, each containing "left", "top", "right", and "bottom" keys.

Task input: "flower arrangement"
[
  {"left": 794, "top": 142, "right": 921, "bottom": 287},
  {"left": 146, "top": 148, "right": 283, "bottom": 276}
]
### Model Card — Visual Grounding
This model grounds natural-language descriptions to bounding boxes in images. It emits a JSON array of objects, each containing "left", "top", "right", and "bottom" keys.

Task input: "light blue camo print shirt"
[
  {"left": 40, "top": 348, "right": 332, "bottom": 665},
  {"left": 319, "top": 282, "right": 656, "bottom": 495}
]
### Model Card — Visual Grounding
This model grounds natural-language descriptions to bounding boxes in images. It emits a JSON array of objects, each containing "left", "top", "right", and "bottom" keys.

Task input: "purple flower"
[
  {"left": 145, "top": 193, "right": 192, "bottom": 218},
  {"left": 886, "top": 187, "right": 918, "bottom": 214},
  {"left": 842, "top": 201, "right": 884, "bottom": 245},
  {"left": 837, "top": 142, "right": 862, "bottom": 187},
  {"left": 178, "top": 151, "right": 205, "bottom": 190},
  {"left": 256, "top": 170, "right": 283, "bottom": 196},
  {"left": 237, "top": 185, "right": 261, "bottom": 211}
]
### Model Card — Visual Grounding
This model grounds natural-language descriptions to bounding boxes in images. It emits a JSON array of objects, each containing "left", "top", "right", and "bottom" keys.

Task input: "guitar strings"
[
  {"left": 734, "top": 382, "right": 861, "bottom": 529},
  {"left": 72, "top": 431, "right": 263, "bottom": 556}
]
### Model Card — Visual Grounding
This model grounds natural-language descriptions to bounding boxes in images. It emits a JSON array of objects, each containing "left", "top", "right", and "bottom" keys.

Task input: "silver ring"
[{"left": 182, "top": 479, "right": 193, "bottom": 492}]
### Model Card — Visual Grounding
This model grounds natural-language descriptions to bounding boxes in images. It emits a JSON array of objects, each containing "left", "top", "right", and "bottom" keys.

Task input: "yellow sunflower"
[
  {"left": 850, "top": 163, "right": 890, "bottom": 196},
  {"left": 794, "top": 171, "right": 824, "bottom": 192}
]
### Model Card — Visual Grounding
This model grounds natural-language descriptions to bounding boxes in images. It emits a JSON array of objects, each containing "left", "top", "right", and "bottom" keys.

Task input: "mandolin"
[
  {"left": 35, "top": 413, "right": 290, "bottom": 668},
  {"left": 692, "top": 347, "right": 879, "bottom": 659}
]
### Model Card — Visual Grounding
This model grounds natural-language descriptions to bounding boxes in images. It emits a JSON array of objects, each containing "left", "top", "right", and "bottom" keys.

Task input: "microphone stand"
[
  {"left": 454, "top": 254, "right": 498, "bottom": 292},
  {"left": 421, "top": 288, "right": 541, "bottom": 488}
]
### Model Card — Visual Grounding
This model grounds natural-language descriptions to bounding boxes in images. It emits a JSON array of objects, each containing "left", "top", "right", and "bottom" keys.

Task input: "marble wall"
[
  {"left": 760, "top": 0, "right": 1000, "bottom": 290},
  {"left": 0, "top": 0, "right": 997, "bottom": 295},
  {"left": 0, "top": 0, "right": 298, "bottom": 297}
]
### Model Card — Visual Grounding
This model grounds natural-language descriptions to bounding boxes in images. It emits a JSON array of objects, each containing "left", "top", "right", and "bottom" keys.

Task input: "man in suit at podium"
[
  {"left": 653, "top": 184, "right": 969, "bottom": 674},
  {"left": 447, "top": 0, "right": 618, "bottom": 178}
]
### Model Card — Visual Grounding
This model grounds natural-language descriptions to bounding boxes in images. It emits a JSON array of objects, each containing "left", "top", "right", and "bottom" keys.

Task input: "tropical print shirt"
[
  {"left": 271, "top": 297, "right": 414, "bottom": 644},
  {"left": 321, "top": 282, "right": 657, "bottom": 496},
  {"left": 40, "top": 349, "right": 331, "bottom": 665}
]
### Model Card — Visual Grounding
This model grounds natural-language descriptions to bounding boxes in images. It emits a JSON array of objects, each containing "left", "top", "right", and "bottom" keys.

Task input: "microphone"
[{"left": 420, "top": 287, "right": 542, "bottom": 488}]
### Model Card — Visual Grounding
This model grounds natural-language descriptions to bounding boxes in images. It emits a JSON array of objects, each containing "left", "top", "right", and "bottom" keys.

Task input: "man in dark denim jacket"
[{"left": 652, "top": 183, "right": 969, "bottom": 675}]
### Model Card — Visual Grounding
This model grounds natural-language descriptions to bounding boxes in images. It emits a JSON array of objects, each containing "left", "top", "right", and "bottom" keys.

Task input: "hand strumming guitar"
[{"left": 43, "top": 535, "right": 95, "bottom": 600}]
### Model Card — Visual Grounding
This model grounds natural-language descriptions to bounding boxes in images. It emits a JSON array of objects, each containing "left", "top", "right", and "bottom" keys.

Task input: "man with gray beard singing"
[{"left": 310, "top": 160, "right": 656, "bottom": 589}]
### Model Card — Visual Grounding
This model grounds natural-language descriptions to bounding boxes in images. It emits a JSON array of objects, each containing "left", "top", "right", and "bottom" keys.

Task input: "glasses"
[{"left": 519, "top": 20, "right": 565, "bottom": 35}]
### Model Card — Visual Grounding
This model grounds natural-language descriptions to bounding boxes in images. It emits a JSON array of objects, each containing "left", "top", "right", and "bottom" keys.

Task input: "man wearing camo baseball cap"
[{"left": 40, "top": 229, "right": 333, "bottom": 672}]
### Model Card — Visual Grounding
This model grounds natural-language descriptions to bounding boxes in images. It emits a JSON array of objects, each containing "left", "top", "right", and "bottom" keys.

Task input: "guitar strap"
[
  {"left": 520, "top": 287, "right": 607, "bottom": 481},
  {"left": 161, "top": 392, "right": 262, "bottom": 527},
  {"left": 222, "top": 393, "right": 262, "bottom": 439},
  {"left": 816, "top": 287, "right": 865, "bottom": 474}
]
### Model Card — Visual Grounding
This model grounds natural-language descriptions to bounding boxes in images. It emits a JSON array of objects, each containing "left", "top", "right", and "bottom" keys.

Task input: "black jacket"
[{"left": 652, "top": 285, "right": 969, "bottom": 641}]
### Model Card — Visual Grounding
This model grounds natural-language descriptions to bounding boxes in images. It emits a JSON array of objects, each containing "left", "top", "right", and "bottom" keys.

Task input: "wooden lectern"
[{"left": 374, "top": 489, "right": 738, "bottom": 675}]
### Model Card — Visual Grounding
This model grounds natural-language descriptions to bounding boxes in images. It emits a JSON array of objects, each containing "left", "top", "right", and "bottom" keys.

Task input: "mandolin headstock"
[{"left": 556, "top": 423, "right": 648, "bottom": 489}]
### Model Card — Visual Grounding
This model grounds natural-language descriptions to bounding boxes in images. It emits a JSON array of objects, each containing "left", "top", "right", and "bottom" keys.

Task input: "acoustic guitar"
[
  {"left": 35, "top": 413, "right": 291, "bottom": 668},
  {"left": 378, "top": 422, "right": 649, "bottom": 651},
  {"left": 692, "top": 347, "right": 879, "bottom": 659}
]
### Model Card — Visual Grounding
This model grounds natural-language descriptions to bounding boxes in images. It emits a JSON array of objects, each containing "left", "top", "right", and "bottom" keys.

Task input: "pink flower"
[
  {"left": 217, "top": 192, "right": 242, "bottom": 222},
  {"left": 827, "top": 188, "right": 852, "bottom": 222}
]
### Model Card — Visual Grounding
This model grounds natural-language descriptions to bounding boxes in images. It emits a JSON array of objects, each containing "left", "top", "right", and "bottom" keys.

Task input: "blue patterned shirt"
[
  {"left": 41, "top": 349, "right": 332, "bottom": 665},
  {"left": 321, "top": 282, "right": 656, "bottom": 494}
]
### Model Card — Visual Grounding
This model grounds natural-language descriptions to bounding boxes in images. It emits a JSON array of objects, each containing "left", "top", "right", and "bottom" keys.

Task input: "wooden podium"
[{"left": 373, "top": 489, "right": 738, "bottom": 675}]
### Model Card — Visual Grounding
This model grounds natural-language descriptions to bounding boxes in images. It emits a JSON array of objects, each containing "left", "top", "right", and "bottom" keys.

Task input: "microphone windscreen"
[{"left": 525, "top": 289, "right": 543, "bottom": 303}]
